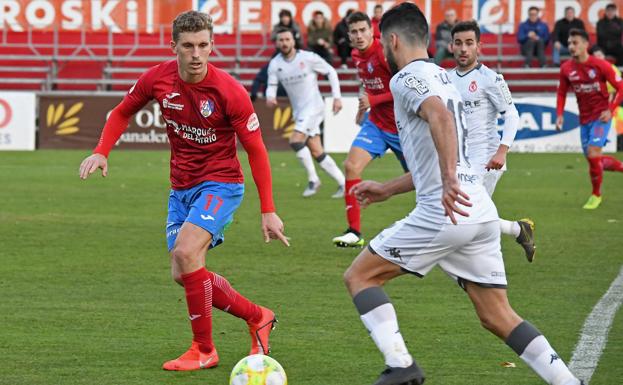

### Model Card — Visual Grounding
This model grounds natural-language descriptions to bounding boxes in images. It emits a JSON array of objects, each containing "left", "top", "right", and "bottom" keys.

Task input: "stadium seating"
[{"left": 0, "top": 28, "right": 583, "bottom": 94}]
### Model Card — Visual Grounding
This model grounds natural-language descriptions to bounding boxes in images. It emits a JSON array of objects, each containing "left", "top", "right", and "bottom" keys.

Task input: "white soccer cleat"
[
  {"left": 332, "top": 231, "right": 365, "bottom": 248},
  {"left": 331, "top": 185, "right": 345, "bottom": 199},
  {"left": 302, "top": 180, "right": 321, "bottom": 197}
]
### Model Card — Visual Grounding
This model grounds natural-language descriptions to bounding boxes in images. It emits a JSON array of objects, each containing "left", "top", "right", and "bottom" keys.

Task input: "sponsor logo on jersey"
[
  {"left": 588, "top": 69, "right": 596, "bottom": 79},
  {"left": 166, "top": 92, "right": 180, "bottom": 99},
  {"left": 164, "top": 117, "right": 217, "bottom": 144},
  {"left": 572, "top": 82, "right": 601, "bottom": 94},
  {"left": 162, "top": 97, "right": 184, "bottom": 111},
  {"left": 469, "top": 80, "right": 478, "bottom": 92},
  {"left": 299, "top": 61, "right": 305, "bottom": 69},
  {"left": 246, "top": 113, "right": 260, "bottom": 131},
  {"left": 367, "top": 61, "right": 374, "bottom": 73},
  {"left": 200, "top": 99, "right": 215, "bottom": 118},
  {"left": 404, "top": 75, "right": 429, "bottom": 95}
]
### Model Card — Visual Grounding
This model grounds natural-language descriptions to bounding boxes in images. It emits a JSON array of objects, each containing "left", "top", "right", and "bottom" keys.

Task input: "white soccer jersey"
[
  {"left": 391, "top": 59, "right": 497, "bottom": 225},
  {"left": 266, "top": 50, "right": 341, "bottom": 119},
  {"left": 449, "top": 63, "right": 519, "bottom": 167}
]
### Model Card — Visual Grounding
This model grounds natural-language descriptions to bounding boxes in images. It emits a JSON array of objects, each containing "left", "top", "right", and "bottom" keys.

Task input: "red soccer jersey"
[
  {"left": 557, "top": 56, "right": 623, "bottom": 125},
  {"left": 352, "top": 39, "right": 397, "bottom": 134},
  {"left": 106, "top": 60, "right": 263, "bottom": 190}
]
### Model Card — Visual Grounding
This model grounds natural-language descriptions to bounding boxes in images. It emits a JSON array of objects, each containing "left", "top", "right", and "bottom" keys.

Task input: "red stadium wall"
[{"left": 1, "top": 0, "right": 622, "bottom": 34}]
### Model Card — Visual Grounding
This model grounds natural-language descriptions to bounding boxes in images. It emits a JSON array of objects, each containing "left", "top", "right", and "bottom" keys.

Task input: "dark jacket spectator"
[
  {"left": 552, "top": 6, "right": 585, "bottom": 65},
  {"left": 371, "top": 5, "right": 383, "bottom": 39},
  {"left": 597, "top": 3, "right": 623, "bottom": 65},
  {"left": 333, "top": 10, "right": 354, "bottom": 68},
  {"left": 433, "top": 9, "right": 457, "bottom": 64},
  {"left": 517, "top": 7, "right": 550, "bottom": 67},
  {"left": 307, "top": 11, "right": 333, "bottom": 64},
  {"left": 251, "top": 62, "right": 286, "bottom": 102},
  {"left": 271, "top": 9, "right": 303, "bottom": 49}
]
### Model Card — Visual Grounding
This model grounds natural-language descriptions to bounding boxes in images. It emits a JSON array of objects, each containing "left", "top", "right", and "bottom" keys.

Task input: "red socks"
[
  {"left": 601, "top": 155, "right": 623, "bottom": 172},
  {"left": 181, "top": 269, "right": 263, "bottom": 353},
  {"left": 588, "top": 156, "right": 603, "bottom": 196},
  {"left": 207, "top": 271, "right": 262, "bottom": 323},
  {"left": 345, "top": 179, "right": 362, "bottom": 233},
  {"left": 181, "top": 268, "right": 214, "bottom": 353}
]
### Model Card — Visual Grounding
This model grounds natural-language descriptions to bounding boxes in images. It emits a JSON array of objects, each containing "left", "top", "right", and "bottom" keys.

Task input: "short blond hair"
[{"left": 172, "top": 11, "right": 213, "bottom": 42}]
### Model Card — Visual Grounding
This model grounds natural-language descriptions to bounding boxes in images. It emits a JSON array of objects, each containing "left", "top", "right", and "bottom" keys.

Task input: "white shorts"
[
  {"left": 295, "top": 110, "right": 323, "bottom": 137},
  {"left": 482, "top": 168, "right": 504, "bottom": 197},
  {"left": 369, "top": 216, "right": 506, "bottom": 288}
]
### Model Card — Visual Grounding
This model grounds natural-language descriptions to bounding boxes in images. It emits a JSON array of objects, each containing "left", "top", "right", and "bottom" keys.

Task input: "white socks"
[
  {"left": 520, "top": 336, "right": 579, "bottom": 385},
  {"left": 360, "top": 304, "right": 413, "bottom": 368},
  {"left": 500, "top": 219, "right": 521, "bottom": 237},
  {"left": 318, "top": 155, "right": 345, "bottom": 186},
  {"left": 295, "top": 147, "right": 319, "bottom": 183},
  {"left": 506, "top": 322, "right": 580, "bottom": 385}
]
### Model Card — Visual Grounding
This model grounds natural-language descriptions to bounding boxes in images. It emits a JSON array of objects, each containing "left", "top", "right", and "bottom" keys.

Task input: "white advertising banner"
[
  {"left": 324, "top": 97, "right": 361, "bottom": 153},
  {"left": 324, "top": 95, "right": 617, "bottom": 153},
  {"left": 510, "top": 96, "right": 616, "bottom": 153},
  {"left": 0, "top": 92, "right": 36, "bottom": 151}
]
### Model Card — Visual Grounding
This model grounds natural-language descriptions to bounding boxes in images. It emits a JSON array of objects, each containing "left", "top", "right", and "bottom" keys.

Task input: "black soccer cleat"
[
  {"left": 516, "top": 218, "right": 536, "bottom": 263},
  {"left": 372, "top": 361, "right": 425, "bottom": 385}
]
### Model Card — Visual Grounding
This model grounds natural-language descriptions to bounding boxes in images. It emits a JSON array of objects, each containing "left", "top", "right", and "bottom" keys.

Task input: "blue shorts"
[
  {"left": 352, "top": 114, "right": 408, "bottom": 171},
  {"left": 166, "top": 181, "right": 244, "bottom": 251},
  {"left": 580, "top": 119, "right": 611, "bottom": 155}
]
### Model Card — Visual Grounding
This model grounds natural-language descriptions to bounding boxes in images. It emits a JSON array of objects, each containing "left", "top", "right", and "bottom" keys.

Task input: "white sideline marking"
[{"left": 568, "top": 265, "right": 623, "bottom": 384}]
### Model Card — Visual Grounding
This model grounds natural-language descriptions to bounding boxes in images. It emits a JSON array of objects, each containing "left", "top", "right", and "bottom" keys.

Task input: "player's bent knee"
[
  {"left": 314, "top": 152, "right": 327, "bottom": 163},
  {"left": 289, "top": 141, "right": 306, "bottom": 152},
  {"left": 170, "top": 245, "right": 197, "bottom": 267}
]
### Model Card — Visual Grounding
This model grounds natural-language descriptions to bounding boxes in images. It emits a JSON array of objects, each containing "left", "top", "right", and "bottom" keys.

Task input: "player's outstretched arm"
[
  {"left": 418, "top": 96, "right": 471, "bottom": 224},
  {"left": 351, "top": 173, "right": 414, "bottom": 208},
  {"left": 79, "top": 153, "right": 108, "bottom": 179}
]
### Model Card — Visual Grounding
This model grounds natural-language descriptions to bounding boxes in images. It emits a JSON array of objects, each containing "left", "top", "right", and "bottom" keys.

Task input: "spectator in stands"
[
  {"left": 307, "top": 11, "right": 333, "bottom": 64},
  {"left": 370, "top": 4, "right": 382, "bottom": 39},
  {"left": 597, "top": 3, "right": 623, "bottom": 65},
  {"left": 271, "top": 9, "right": 303, "bottom": 49},
  {"left": 552, "top": 6, "right": 585, "bottom": 66},
  {"left": 517, "top": 6, "right": 550, "bottom": 68},
  {"left": 250, "top": 62, "right": 287, "bottom": 102},
  {"left": 334, "top": 9, "right": 355, "bottom": 68},
  {"left": 433, "top": 9, "right": 458, "bottom": 64}
]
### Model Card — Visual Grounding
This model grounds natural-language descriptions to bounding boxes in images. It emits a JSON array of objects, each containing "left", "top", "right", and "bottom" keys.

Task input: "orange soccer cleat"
[
  {"left": 162, "top": 341, "right": 219, "bottom": 371},
  {"left": 247, "top": 306, "right": 277, "bottom": 355}
]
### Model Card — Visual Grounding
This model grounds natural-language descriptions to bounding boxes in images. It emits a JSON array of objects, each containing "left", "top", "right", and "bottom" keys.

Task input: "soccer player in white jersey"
[
  {"left": 448, "top": 20, "right": 536, "bottom": 262},
  {"left": 343, "top": 4, "right": 584, "bottom": 385},
  {"left": 267, "top": 27, "right": 345, "bottom": 198}
]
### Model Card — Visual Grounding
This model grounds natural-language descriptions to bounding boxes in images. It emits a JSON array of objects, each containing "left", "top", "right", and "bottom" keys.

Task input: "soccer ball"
[{"left": 229, "top": 354, "right": 287, "bottom": 385}]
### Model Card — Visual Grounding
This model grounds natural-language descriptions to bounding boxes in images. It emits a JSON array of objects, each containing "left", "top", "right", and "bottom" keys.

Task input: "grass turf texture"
[{"left": 0, "top": 150, "right": 622, "bottom": 385}]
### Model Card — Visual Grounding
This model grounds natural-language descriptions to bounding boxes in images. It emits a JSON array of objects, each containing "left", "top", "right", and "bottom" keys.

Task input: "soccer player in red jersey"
[
  {"left": 556, "top": 28, "right": 623, "bottom": 209},
  {"left": 78, "top": 11, "right": 288, "bottom": 371},
  {"left": 332, "top": 11, "right": 408, "bottom": 248}
]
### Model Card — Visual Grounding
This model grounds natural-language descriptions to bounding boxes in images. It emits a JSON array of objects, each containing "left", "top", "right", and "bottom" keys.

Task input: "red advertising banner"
[
  {"left": 1, "top": 1, "right": 621, "bottom": 35},
  {"left": 37, "top": 94, "right": 294, "bottom": 151}
]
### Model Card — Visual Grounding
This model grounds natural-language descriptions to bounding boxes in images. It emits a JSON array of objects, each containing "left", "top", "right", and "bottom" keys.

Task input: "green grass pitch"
[{"left": 0, "top": 150, "right": 622, "bottom": 385}]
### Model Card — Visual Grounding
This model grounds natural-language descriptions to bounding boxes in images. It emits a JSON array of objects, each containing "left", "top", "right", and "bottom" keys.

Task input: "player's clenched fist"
[{"left": 79, "top": 153, "right": 108, "bottom": 179}]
